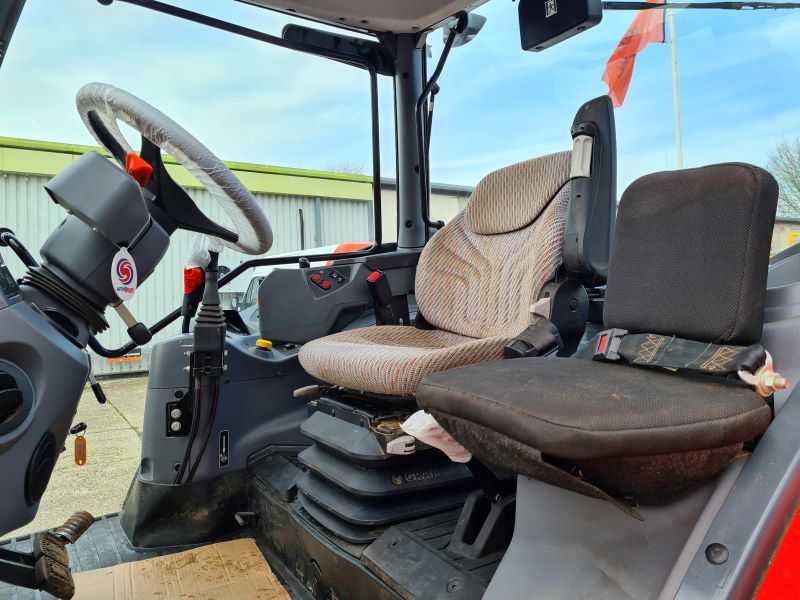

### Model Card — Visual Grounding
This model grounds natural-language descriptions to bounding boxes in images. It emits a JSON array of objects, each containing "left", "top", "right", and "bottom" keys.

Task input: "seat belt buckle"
[
  {"left": 367, "top": 270, "right": 394, "bottom": 306},
  {"left": 592, "top": 328, "right": 628, "bottom": 362}
]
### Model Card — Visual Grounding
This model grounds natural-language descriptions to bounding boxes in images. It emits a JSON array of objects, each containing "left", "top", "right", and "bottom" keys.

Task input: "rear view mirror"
[{"left": 519, "top": 0, "right": 602, "bottom": 52}]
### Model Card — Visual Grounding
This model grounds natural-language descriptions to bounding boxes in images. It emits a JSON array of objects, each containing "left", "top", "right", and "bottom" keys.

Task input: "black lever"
[{"left": 0, "top": 228, "right": 38, "bottom": 268}]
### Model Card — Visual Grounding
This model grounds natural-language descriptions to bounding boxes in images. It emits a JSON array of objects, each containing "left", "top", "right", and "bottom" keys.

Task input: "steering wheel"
[{"left": 75, "top": 83, "right": 273, "bottom": 255}]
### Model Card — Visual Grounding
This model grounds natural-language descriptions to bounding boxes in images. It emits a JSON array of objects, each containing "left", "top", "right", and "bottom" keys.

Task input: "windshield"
[
  {"left": 426, "top": 2, "right": 800, "bottom": 255},
  {"left": 0, "top": 0, "right": 388, "bottom": 354}
]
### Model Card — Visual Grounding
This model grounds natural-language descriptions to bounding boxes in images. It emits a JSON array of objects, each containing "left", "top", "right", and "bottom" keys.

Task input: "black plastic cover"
[
  {"left": 519, "top": 0, "right": 602, "bottom": 52},
  {"left": 563, "top": 95, "right": 617, "bottom": 285}
]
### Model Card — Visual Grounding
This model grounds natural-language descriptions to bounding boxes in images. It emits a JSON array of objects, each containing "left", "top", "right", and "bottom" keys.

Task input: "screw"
[
  {"left": 174, "top": 390, "right": 184, "bottom": 399},
  {"left": 446, "top": 578, "right": 462, "bottom": 593},
  {"left": 705, "top": 543, "right": 729, "bottom": 565}
]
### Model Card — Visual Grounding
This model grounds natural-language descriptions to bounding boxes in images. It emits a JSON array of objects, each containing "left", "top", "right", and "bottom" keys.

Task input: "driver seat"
[
  {"left": 299, "top": 151, "right": 572, "bottom": 396},
  {"left": 299, "top": 96, "right": 616, "bottom": 398}
]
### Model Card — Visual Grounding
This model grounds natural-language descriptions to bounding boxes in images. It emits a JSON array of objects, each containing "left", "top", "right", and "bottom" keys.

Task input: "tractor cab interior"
[{"left": 0, "top": 1, "right": 799, "bottom": 599}]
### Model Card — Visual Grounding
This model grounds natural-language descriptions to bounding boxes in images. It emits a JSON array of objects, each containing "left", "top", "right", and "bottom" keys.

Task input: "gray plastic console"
[
  {"left": 259, "top": 251, "right": 419, "bottom": 344},
  {"left": 0, "top": 252, "right": 90, "bottom": 535},
  {"left": 137, "top": 332, "right": 315, "bottom": 485},
  {"left": 39, "top": 152, "right": 169, "bottom": 307}
]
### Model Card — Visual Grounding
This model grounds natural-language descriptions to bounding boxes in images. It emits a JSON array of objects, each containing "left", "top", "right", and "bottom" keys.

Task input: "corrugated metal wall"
[{"left": 0, "top": 172, "right": 371, "bottom": 375}]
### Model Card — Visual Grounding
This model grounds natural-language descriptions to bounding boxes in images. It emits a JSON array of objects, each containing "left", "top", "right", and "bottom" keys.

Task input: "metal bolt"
[
  {"left": 170, "top": 408, "right": 182, "bottom": 419},
  {"left": 174, "top": 390, "right": 184, "bottom": 399},
  {"left": 705, "top": 543, "right": 729, "bottom": 565},
  {"left": 170, "top": 421, "right": 181, "bottom": 432},
  {"left": 446, "top": 578, "right": 462, "bottom": 593}
]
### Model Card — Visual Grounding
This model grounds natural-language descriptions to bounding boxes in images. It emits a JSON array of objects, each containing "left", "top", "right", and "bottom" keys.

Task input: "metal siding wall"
[{"left": 0, "top": 172, "right": 370, "bottom": 375}]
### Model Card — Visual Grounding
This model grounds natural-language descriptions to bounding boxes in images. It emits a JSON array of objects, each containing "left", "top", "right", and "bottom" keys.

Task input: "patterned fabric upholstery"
[
  {"left": 417, "top": 179, "right": 570, "bottom": 339},
  {"left": 299, "top": 151, "right": 572, "bottom": 396},
  {"left": 465, "top": 151, "right": 572, "bottom": 234},
  {"left": 298, "top": 327, "right": 511, "bottom": 397}
]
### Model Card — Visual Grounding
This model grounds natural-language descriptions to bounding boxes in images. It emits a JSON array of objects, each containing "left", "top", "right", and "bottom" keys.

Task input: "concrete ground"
[{"left": 5, "top": 376, "right": 149, "bottom": 539}]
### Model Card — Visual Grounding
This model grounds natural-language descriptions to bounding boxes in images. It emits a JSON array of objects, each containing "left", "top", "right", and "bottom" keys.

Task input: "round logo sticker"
[{"left": 111, "top": 247, "right": 137, "bottom": 301}]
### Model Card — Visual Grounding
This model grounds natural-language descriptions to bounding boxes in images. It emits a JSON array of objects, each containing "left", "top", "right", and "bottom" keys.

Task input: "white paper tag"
[{"left": 111, "top": 247, "right": 137, "bottom": 301}]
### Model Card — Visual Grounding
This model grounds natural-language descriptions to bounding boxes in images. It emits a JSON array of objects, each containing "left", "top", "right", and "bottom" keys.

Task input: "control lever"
[
  {"left": 85, "top": 354, "right": 107, "bottom": 404},
  {"left": 299, "top": 257, "right": 311, "bottom": 269},
  {"left": 114, "top": 302, "right": 152, "bottom": 345},
  {"left": 88, "top": 372, "right": 107, "bottom": 404},
  {"left": 181, "top": 265, "right": 205, "bottom": 334}
]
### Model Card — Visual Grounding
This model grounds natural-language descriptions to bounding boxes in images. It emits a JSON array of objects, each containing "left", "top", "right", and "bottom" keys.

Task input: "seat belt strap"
[
  {"left": 591, "top": 329, "right": 767, "bottom": 375},
  {"left": 504, "top": 317, "right": 563, "bottom": 359}
]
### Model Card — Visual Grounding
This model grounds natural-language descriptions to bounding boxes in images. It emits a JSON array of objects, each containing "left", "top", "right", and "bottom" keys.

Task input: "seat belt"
[{"left": 590, "top": 329, "right": 790, "bottom": 397}]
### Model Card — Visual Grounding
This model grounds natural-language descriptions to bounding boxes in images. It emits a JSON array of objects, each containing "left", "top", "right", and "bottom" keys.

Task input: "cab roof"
[{"left": 238, "top": 0, "right": 489, "bottom": 34}]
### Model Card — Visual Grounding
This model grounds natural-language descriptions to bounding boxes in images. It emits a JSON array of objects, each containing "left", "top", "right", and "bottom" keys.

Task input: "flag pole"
[{"left": 667, "top": 1, "right": 684, "bottom": 168}]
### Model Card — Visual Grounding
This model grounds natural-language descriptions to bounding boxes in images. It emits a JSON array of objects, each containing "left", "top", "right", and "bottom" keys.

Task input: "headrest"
[
  {"left": 604, "top": 163, "right": 779, "bottom": 345},
  {"left": 465, "top": 151, "right": 571, "bottom": 235}
]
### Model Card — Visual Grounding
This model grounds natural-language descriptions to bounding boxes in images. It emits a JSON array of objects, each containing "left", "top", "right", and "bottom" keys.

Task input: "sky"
[{"left": 1, "top": 0, "right": 799, "bottom": 195}]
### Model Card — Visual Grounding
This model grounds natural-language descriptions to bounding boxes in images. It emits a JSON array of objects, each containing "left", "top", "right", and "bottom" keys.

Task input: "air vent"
[
  {"left": 0, "top": 361, "right": 32, "bottom": 435},
  {"left": 0, "top": 371, "right": 22, "bottom": 422}
]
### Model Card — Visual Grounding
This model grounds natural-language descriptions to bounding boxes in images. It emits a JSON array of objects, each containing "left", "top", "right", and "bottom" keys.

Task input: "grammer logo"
[{"left": 545, "top": 0, "right": 558, "bottom": 18}]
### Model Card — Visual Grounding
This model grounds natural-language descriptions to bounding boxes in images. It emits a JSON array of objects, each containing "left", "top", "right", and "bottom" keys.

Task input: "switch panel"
[{"left": 306, "top": 266, "right": 351, "bottom": 293}]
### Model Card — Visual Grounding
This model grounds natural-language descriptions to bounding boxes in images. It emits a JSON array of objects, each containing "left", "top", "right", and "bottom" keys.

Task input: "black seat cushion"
[
  {"left": 417, "top": 358, "right": 771, "bottom": 503},
  {"left": 419, "top": 358, "right": 770, "bottom": 459}
]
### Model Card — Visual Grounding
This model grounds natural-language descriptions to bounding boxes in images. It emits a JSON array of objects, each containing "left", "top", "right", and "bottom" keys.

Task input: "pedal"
[
  {"left": 54, "top": 511, "right": 95, "bottom": 544},
  {"left": 34, "top": 553, "right": 75, "bottom": 599},
  {"left": 32, "top": 532, "right": 69, "bottom": 567}
]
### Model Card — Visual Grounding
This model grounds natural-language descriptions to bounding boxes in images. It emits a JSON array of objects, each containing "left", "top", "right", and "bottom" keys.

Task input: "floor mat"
[{"left": 72, "top": 538, "right": 290, "bottom": 599}]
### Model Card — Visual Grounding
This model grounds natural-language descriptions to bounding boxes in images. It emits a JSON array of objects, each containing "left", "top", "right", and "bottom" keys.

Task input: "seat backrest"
[
  {"left": 604, "top": 163, "right": 779, "bottom": 345},
  {"left": 415, "top": 151, "right": 573, "bottom": 339},
  {"left": 414, "top": 95, "right": 617, "bottom": 340}
]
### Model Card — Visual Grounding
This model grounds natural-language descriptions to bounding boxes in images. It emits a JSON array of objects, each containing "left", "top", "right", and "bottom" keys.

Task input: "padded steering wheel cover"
[{"left": 75, "top": 83, "right": 273, "bottom": 255}]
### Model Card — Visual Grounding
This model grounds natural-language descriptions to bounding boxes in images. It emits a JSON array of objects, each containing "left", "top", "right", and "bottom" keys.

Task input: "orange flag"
[{"left": 602, "top": 0, "right": 666, "bottom": 108}]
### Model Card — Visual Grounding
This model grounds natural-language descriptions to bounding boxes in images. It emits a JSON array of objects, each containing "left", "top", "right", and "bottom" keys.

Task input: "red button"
[
  {"left": 321, "top": 280, "right": 331, "bottom": 290},
  {"left": 367, "top": 271, "right": 383, "bottom": 282},
  {"left": 311, "top": 273, "right": 322, "bottom": 283}
]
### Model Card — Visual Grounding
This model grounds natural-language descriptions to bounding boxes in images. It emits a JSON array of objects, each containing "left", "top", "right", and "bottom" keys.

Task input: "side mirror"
[{"left": 443, "top": 12, "right": 487, "bottom": 48}]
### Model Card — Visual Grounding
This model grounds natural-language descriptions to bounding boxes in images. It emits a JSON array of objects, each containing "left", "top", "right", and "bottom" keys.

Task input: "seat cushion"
[
  {"left": 417, "top": 358, "right": 771, "bottom": 460},
  {"left": 418, "top": 358, "right": 771, "bottom": 503},
  {"left": 299, "top": 327, "right": 511, "bottom": 397}
]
